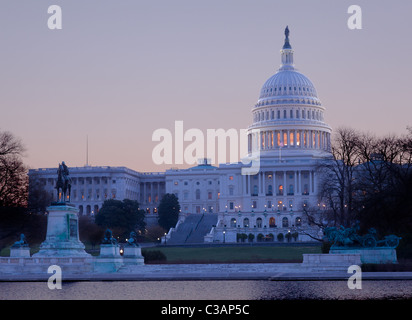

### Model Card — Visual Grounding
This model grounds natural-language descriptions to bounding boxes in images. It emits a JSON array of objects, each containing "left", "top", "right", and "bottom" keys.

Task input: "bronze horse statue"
[{"left": 56, "top": 161, "right": 71, "bottom": 202}]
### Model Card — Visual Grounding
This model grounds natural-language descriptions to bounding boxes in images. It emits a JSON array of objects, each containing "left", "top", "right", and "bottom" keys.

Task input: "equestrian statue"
[{"left": 56, "top": 161, "right": 72, "bottom": 202}]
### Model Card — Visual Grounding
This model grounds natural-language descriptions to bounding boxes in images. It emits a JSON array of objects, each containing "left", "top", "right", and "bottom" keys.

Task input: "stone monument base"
[
  {"left": 123, "top": 246, "right": 144, "bottom": 265},
  {"left": 33, "top": 204, "right": 90, "bottom": 257},
  {"left": 94, "top": 244, "right": 123, "bottom": 273},
  {"left": 10, "top": 247, "right": 31, "bottom": 258},
  {"left": 330, "top": 247, "right": 398, "bottom": 264}
]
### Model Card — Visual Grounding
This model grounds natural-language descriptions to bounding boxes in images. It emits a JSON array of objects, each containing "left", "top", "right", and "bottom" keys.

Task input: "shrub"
[
  {"left": 277, "top": 233, "right": 284, "bottom": 242},
  {"left": 237, "top": 233, "right": 247, "bottom": 242},
  {"left": 285, "top": 232, "right": 292, "bottom": 242},
  {"left": 142, "top": 250, "right": 167, "bottom": 263},
  {"left": 321, "top": 241, "right": 332, "bottom": 253},
  {"left": 397, "top": 233, "right": 412, "bottom": 259}
]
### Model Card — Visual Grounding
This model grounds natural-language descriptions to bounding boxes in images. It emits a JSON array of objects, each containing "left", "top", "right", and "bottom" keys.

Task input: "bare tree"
[
  {"left": 27, "top": 176, "right": 53, "bottom": 214},
  {"left": 317, "top": 127, "right": 361, "bottom": 228},
  {"left": 356, "top": 130, "right": 412, "bottom": 234},
  {"left": 318, "top": 126, "right": 412, "bottom": 235},
  {"left": 0, "top": 130, "right": 28, "bottom": 207}
]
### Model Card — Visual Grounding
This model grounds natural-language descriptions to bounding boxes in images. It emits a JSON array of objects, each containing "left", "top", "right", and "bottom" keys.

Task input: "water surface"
[{"left": 1, "top": 280, "right": 411, "bottom": 300}]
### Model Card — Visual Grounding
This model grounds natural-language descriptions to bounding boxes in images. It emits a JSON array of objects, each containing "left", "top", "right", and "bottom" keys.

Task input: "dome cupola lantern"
[{"left": 280, "top": 25, "right": 294, "bottom": 70}]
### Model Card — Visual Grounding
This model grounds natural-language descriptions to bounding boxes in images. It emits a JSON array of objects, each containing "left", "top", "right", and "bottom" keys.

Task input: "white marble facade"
[{"left": 29, "top": 166, "right": 165, "bottom": 219}]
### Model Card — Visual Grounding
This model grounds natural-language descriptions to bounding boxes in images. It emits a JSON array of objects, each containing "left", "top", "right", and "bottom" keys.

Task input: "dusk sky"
[{"left": 1, "top": 1, "right": 411, "bottom": 173}]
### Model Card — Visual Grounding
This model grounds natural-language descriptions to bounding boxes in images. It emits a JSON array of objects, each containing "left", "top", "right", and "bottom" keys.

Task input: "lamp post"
[{"left": 223, "top": 230, "right": 226, "bottom": 244}]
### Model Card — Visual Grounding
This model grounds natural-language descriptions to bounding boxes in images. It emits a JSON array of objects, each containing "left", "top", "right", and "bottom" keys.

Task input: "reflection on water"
[{"left": 1, "top": 280, "right": 412, "bottom": 300}]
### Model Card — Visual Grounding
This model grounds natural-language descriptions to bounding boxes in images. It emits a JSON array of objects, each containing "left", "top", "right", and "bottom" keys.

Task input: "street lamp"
[{"left": 223, "top": 230, "right": 226, "bottom": 244}]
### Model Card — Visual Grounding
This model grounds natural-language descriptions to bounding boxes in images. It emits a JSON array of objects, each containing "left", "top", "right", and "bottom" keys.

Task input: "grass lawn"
[{"left": 142, "top": 245, "right": 322, "bottom": 264}]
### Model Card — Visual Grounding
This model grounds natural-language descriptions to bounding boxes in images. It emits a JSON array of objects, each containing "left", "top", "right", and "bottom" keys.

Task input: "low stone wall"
[
  {"left": 330, "top": 248, "right": 398, "bottom": 264},
  {"left": 0, "top": 254, "right": 361, "bottom": 279},
  {"left": 302, "top": 253, "right": 361, "bottom": 271},
  {"left": 0, "top": 256, "right": 94, "bottom": 274}
]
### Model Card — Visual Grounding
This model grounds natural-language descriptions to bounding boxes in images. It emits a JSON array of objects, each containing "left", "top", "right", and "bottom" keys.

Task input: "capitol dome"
[
  {"left": 256, "top": 26, "right": 320, "bottom": 107},
  {"left": 247, "top": 26, "right": 332, "bottom": 157},
  {"left": 258, "top": 70, "right": 320, "bottom": 105}
]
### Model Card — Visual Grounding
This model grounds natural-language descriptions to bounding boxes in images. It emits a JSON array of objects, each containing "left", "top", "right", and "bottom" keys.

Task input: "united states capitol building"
[{"left": 29, "top": 28, "right": 332, "bottom": 243}]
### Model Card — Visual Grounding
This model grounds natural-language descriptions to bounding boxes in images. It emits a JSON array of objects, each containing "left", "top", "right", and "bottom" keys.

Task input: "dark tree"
[
  {"left": 157, "top": 193, "right": 180, "bottom": 231},
  {"left": 317, "top": 127, "right": 361, "bottom": 228},
  {"left": 94, "top": 199, "right": 146, "bottom": 240},
  {"left": 0, "top": 130, "right": 28, "bottom": 207},
  {"left": 317, "top": 126, "right": 412, "bottom": 237},
  {"left": 27, "top": 176, "right": 53, "bottom": 214},
  {"left": 355, "top": 130, "right": 412, "bottom": 235}
]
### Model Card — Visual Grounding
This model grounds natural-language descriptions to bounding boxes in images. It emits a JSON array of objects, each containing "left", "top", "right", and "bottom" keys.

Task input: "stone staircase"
[{"left": 167, "top": 214, "right": 218, "bottom": 245}]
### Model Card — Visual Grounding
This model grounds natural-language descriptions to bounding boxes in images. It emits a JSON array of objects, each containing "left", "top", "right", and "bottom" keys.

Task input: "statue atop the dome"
[
  {"left": 283, "top": 26, "right": 292, "bottom": 49},
  {"left": 285, "top": 25, "right": 290, "bottom": 39}
]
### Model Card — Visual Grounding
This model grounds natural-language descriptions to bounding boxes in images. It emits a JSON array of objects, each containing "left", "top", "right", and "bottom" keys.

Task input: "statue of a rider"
[{"left": 56, "top": 161, "right": 72, "bottom": 202}]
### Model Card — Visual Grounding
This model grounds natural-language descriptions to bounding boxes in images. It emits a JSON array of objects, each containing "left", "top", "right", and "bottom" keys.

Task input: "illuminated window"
[
  {"left": 271, "top": 132, "right": 274, "bottom": 147},
  {"left": 230, "top": 218, "right": 236, "bottom": 228},
  {"left": 303, "top": 132, "right": 307, "bottom": 147},
  {"left": 269, "top": 217, "right": 276, "bottom": 228},
  {"left": 290, "top": 132, "right": 294, "bottom": 146},
  {"left": 283, "top": 132, "right": 288, "bottom": 146},
  {"left": 278, "top": 185, "right": 283, "bottom": 195},
  {"left": 229, "top": 176, "right": 233, "bottom": 180}
]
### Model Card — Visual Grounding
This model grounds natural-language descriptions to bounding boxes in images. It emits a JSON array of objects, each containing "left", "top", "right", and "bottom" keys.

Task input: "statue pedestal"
[
  {"left": 10, "top": 247, "right": 31, "bottom": 258},
  {"left": 34, "top": 204, "right": 90, "bottom": 257},
  {"left": 123, "top": 246, "right": 144, "bottom": 265},
  {"left": 330, "top": 247, "right": 398, "bottom": 264},
  {"left": 94, "top": 244, "right": 123, "bottom": 272}
]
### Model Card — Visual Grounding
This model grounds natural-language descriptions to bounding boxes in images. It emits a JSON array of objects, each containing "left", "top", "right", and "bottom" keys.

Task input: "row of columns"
[
  {"left": 248, "top": 129, "right": 330, "bottom": 152},
  {"left": 141, "top": 181, "right": 164, "bottom": 204},
  {"left": 242, "top": 170, "right": 316, "bottom": 196}
]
